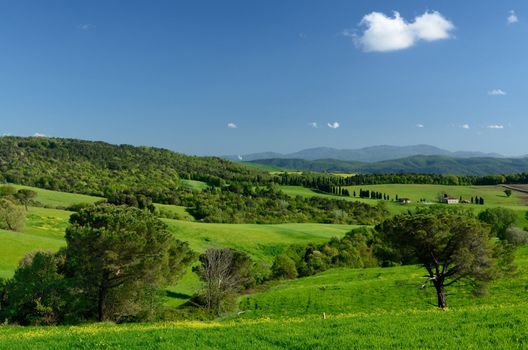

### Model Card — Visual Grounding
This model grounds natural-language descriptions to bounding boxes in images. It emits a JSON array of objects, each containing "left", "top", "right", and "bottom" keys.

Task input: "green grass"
[
  {"left": 2, "top": 185, "right": 528, "bottom": 348},
  {"left": 10, "top": 184, "right": 103, "bottom": 208},
  {"left": 180, "top": 179, "right": 208, "bottom": 191},
  {"left": 1, "top": 306, "right": 527, "bottom": 349},
  {"left": 164, "top": 220, "right": 355, "bottom": 263},
  {"left": 2, "top": 250, "right": 528, "bottom": 349},
  {"left": 155, "top": 204, "right": 195, "bottom": 221},
  {"left": 0, "top": 207, "right": 70, "bottom": 278},
  {"left": 281, "top": 184, "right": 528, "bottom": 227}
]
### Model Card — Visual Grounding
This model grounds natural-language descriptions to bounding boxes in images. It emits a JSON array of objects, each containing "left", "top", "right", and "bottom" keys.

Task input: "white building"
[{"left": 443, "top": 198, "right": 459, "bottom": 204}]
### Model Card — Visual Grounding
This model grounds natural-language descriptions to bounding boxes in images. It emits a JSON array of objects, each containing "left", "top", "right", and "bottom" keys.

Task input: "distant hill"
[
  {"left": 249, "top": 155, "right": 528, "bottom": 176},
  {"left": 0, "top": 136, "right": 266, "bottom": 199},
  {"left": 224, "top": 145, "right": 504, "bottom": 163}
]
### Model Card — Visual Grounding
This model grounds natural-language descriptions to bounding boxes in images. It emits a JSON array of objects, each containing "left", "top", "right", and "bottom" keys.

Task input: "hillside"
[
  {"left": 0, "top": 136, "right": 268, "bottom": 198},
  {"left": 225, "top": 144, "right": 504, "bottom": 162},
  {"left": 2, "top": 247, "right": 528, "bottom": 349},
  {"left": 250, "top": 155, "right": 528, "bottom": 175}
]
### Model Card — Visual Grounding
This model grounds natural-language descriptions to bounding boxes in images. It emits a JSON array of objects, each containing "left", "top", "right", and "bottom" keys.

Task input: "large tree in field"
[
  {"left": 376, "top": 208, "right": 496, "bottom": 309},
  {"left": 64, "top": 205, "right": 196, "bottom": 322},
  {"left": 14, "top": 189, "right": 37, "bottom": 210}
]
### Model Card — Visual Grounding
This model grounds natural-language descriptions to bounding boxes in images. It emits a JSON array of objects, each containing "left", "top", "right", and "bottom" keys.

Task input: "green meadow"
[
  {"left": 2, "top": 183, "right": 528, "bottom": 349},
  {"left": 281, "top": 184, "right": 528, "bottom": 227},
  {"left": 2, "top": 249, "right": 528, "bottom": 349}
]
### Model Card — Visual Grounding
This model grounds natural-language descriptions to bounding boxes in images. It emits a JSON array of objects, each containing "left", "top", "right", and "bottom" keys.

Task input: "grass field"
[
  {"left": 163, "top": 220, "right": 355, "bottom": 263},
  {"left": 10, "top": 184, "right": 103, "bottom": 208},
  {"left": 281, "top": 184, "right": 528, "bottom": 227},
  {"left": 2, "top": 249, "right": 527, "bottom": 349},
  {"left": 180, "top": 179, "right": 209, "bottom": 191},
  {"left": 2, "top": 184, "right": 528, "bottom": 348}
]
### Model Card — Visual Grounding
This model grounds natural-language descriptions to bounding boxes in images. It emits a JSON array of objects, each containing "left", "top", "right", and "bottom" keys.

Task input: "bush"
[
  {"left": 503, "top": 227, "right": 528, "bottom": 246},
  {"left": 0, "top": 251, "right": 67, "bottom": 325},
  {"left": 272, "top": 254, "right": 298, "bottom": 279},
  {"left": 0, "top": 198, "right": 26, "bottom": 231}
]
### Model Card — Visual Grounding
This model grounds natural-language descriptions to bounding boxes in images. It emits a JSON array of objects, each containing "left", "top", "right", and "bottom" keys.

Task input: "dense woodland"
[
  {"left": 0, "top": 136, "right": 270, "bottom": 199},
  {"left": 0, "top": 137, "right": 387, "bottom": 224}
]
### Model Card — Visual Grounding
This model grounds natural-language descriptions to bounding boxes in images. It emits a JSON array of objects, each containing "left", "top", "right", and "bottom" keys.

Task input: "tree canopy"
[
  {"left": 63, "top": 205, "right": 196, "bottom": 322},
  {"left": 376, "top": 208, "right": 498, "bottom": 308}
]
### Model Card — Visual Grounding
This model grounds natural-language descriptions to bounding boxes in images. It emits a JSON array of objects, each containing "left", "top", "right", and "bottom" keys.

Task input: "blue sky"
[{"left": 0, "top": 1, "right": 527, "bottom": 156}]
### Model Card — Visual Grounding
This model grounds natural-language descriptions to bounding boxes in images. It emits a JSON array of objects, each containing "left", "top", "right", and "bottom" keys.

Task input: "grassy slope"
[
  {"left": 0, "top": 207, "right": 68, "bottom": 278},
  {"left": 164, "top": 220, "right": 355, "bottom": 263},
  {"left": 282, "top": 184, "right": 528, "bottom": 227},
  {"left": 179, "top": 179, "right": 208, "bottom": 191},
  {"left": 10, "top": 184, "right": 103, "bottom": 208},
  {"left": 2, "top": 250, "right": 527, "bottom": 349}
]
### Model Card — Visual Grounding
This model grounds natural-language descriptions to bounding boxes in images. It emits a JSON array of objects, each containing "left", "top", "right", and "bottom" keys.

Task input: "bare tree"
[{"left": 195, "top": 248, "right": 254, "bottom": 314}]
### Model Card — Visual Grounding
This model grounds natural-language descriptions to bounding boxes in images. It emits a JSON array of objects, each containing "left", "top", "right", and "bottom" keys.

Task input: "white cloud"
[
  {"left": 33, "top": 132, "right": 47, "bottom": 137},
  {"left": 487, "top": 124, "right": 504, "bottom": 129},
  {"left": 415, "top": 123, "right": 424, "bottom": 128},
  {"left": 507, "top": 10, "right": 518, "bottom": 24},
  {"left": 461, "top": 124, "right": 470, "bottom": 129},
  {"left": 227, "top": 123, "right": 237, "bottom": 129},
  {"left": 327, "top": 122, "right": 340, "bottom": 129},
  {"left": 351, "top": 11, "right": 454, "bottom": 52},
  {"left": 308, "top": 122, "right": 318, "bottom": 128},
  {"left": 488, "top": 89, "right": 507, "bottom": 96},
  {"left": 78, "top": 24, "right": 95, "bottom": 31}
]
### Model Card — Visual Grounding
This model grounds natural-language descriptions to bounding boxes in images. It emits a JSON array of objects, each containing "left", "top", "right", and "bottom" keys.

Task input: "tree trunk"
[
  {"left": 98, "top": 272, "right": 109, "bottom": 322},
  {"left": 434, "top": 281, "right": 447, "bottom": 309}
]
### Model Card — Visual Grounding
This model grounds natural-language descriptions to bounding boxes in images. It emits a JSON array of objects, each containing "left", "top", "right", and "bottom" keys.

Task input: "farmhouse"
[
  {"left": 398, "top": 198, "right": 411, "bottom": 204},
  {"left": 443, "top": 197, "right": 459, "bottom": 204}
]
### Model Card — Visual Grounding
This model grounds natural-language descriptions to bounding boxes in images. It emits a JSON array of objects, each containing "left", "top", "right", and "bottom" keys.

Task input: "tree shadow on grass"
[{"left": 166, "top": 290, "right": 192, "bottom": 300}]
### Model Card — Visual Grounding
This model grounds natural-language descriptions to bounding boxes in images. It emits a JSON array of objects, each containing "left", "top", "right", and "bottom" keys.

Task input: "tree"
[
  {"left": 0, "top": 198, "right": 26, "bottom": 231},
  {"left": 194, "top": 248, "right": 255, "bottom": 315},
  {"left": 0, "top": 251, "right": 67, "bottom": 325},
  {"left": 376, "top": 209, "right": 497, "bottom": 309},
  {"left": 0, "top": 185, "right": 17, "bottom": 198},
  {"left": 64, "top": 205, "right": 195, "bottom": 322},
  {"left": 14, "top": 189, "right": 37, "bottom": 210},
  {"left": 504, "top": 189, "right": 512, "bottom": 197},
  {"left": 478, "top": 207, "right": 517, "bottom": 241}
]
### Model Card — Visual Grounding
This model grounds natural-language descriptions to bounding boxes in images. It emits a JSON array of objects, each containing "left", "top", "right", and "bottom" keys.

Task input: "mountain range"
[
  {"left": 223, "top": 145, "right": 505, "bottom": 163},
  {"left": 249, "top": 155, "right": 528, "bottom": 176}
]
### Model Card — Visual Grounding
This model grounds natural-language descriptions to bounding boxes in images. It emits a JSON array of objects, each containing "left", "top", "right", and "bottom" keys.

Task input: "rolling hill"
[{"left": 249, "top": 155, "right": 528, "bottom": 176}]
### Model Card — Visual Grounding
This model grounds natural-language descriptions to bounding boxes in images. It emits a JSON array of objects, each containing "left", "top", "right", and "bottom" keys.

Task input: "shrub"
[
  {"left": 0, "top": 198, "right": 26, "bottom": 231},
  {"left": 272, "top": 254, "right": 298, "bottom": 279},
  {"left": 0, "top": 251, "right": 67, "bottom": 325}
]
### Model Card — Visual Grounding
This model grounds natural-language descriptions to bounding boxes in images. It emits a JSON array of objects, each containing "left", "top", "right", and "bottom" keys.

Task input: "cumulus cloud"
[
  {"left": 488, "top": 89, "right": 507, "bottom": 96},
  {"left": 308, "top": 122, "right": 318, "bottom": 128},
  {"left": 327, "top": 122, "right": 340, "bottom": 129},
  {"left": 507, "top": 10, "right": 518, "bottom": 24},
  {"left": 416, "top": 123, "right": 424, "bottom": 128},
  {"left": 33, "top": 132, "right": 47, "bottom": 137},
  {"left": 487, "top": 124, "right": 504, "bottom": 129},
  {"left": 350, "top": 11, "right": 454, "bottom": 52},
  {"left": 227, "top": 123, "right": 237, "bottom": 129},
  {"left": 461, "top": 124, "right": 470, "bottom": 129}
]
